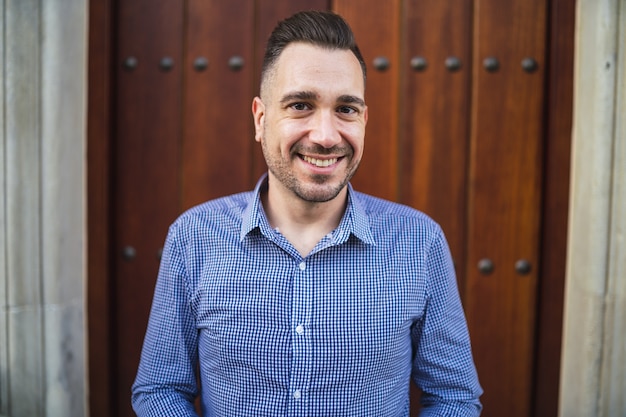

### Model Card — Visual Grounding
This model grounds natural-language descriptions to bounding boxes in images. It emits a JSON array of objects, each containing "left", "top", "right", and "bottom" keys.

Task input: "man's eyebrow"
[
  {"left": 279, "top": 91, "right": 365, "bottom": 108},
  {"left": 280, "top": 91, "right": 318, "bottom": 104},
  {"left": 338, "top": 95, "right": 366, "bottom": 107}
]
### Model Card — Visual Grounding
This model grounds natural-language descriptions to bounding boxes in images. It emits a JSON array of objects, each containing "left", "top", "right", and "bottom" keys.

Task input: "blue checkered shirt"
[{"left": 132, "top": 175, "right": 482, "bottom": 416}]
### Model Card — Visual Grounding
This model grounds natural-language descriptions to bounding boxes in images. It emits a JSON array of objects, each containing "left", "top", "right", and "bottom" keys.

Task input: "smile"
[{"left": 301, "top": 155, "right": 339, "bottom": 167}]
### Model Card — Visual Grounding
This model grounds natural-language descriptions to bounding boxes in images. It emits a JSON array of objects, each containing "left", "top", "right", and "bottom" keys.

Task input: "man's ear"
[{"left": 252, "top": 97, "right": 265, "bottom": 143}]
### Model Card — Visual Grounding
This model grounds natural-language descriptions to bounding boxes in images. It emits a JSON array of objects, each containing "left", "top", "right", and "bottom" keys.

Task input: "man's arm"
[
  {"left": 412, "top": 228, "right": 483, "bottom": 416},
  {"left": 132, "top": 224, "right": 200, "bottom": 416}
]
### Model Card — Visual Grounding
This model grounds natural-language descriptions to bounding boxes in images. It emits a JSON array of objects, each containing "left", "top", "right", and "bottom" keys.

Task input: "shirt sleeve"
[
  {"left": 131, "top": 224, "right": 200, "bottom": 417},
  {"left": 412, "top": 228, "right": 483, "bottom": 416}
]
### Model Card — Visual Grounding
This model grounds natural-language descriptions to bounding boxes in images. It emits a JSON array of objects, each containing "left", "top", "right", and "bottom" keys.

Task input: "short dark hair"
[{"left": 260, "top": 10, "right": 366, "bottom": 92}]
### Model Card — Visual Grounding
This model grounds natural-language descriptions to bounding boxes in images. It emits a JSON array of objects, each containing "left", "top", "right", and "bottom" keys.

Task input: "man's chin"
[{"left": 294, "top": 181, "right": 347, "bottom": 203}]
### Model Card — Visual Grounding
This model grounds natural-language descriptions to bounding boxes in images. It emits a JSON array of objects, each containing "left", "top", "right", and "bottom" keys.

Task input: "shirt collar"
[{"left": 240, "top": 174, "right": 376, "bottom": 246}]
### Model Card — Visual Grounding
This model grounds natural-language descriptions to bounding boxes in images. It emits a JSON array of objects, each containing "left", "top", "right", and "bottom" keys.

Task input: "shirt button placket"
[{"left": 289, "top": 259, "right": 311, "bottom": 415}]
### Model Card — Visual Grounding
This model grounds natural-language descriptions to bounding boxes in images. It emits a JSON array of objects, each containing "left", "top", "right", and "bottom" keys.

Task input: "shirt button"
[
  {"left": 293, "top": 390, "right": 301, "bottom": 399},
  {"left": 295, "top": 324, "right": 304, "bottom": 335},
  {"left": 299, "top": 262, "right": 306, "bottom": 270}
]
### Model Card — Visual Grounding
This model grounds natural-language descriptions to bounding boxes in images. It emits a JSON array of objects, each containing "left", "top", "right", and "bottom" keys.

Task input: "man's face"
[{"left": 252, "top": 42, "right": 368, "bottom": 203}]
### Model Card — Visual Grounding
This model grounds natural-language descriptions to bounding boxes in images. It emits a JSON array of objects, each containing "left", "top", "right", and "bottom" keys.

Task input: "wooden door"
[
  {"left": 464, "top": 1, "right": 547, "bottom": 415},
  {"left": 111, "top": 1, "right": 185, "bottom": 415},
  {"left": 87, "top": 1, "right": 574, "bottom": 416}
]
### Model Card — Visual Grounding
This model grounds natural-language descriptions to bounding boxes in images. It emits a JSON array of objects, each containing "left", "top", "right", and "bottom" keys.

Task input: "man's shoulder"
[
  {"left": 171, "top": 190, "right": 253, "bottom": 231},
  {"left": 352, "top": 192, "right": 447, "bottom": 248},
  {"left": 353, "top": 191, "right": 437, "bottom": 225},
  {"left": 184, "top": 191, "right": 252, "bottom": 214}
]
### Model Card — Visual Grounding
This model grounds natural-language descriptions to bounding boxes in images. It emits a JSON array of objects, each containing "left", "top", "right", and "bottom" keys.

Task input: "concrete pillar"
[
  {"left": 559, "top": 0, "right": 626, "bottom": 416},
  {"left": 0, "top": 0, "right": 87, "bottom": 416}
]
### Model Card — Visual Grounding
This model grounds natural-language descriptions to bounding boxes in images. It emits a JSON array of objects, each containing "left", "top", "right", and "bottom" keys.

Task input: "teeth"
[{"left": 302, "top": 155, "right": 338, "bottom": 167}]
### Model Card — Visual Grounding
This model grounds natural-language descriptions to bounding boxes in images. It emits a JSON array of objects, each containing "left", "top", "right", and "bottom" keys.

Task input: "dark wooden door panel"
[
  {"left": 533, "top": 1, "right": 574, "bottom": 415},
  {"left": 399, "top": 0, "right": 473, "bottom": 291},
  {"left": 183, "top": 0, "right": 256, "bottom": 209},
  {"left": 87, "top": 0, "right": 114, "bottom": 414},
  {"left": 465, "top": 0, "right": 548, "bottom": 415},
  {"left": 113, "top": 1, "right": 185, "bottom": 416},
  {"left": 399, "top": 3, "right": 473, "bottom": 412},
  {"left": 334, "top": 0, "right": 401, "bottom": 201}
]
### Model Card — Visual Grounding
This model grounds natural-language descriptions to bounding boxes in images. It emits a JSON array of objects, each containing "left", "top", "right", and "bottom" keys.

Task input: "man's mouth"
[{"left": 301, "top": 155, "right": 339, "bottom": 167}]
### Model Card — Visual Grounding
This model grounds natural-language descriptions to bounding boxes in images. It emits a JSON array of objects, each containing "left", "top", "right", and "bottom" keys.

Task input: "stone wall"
[
  {"left": 559, "top": 0, "right": 626, "bottom": 416},
  {"left": 0, "top": 0, "right": 87, "bottom": 416}
]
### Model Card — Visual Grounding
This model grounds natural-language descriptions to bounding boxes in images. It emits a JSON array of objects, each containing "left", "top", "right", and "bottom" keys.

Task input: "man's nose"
[{"left": 309, "top": 110, "right": 341, "bottom": 148}]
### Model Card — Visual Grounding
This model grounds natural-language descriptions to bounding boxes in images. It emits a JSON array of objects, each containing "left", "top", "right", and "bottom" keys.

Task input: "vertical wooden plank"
[
  {"left": 253, "top": 0, "right": 331, "bottom": 180},
  {"left": 333, "top": 0, "right": 401, "bottom": 201},
  {"left": 400, "top": 2, "right": 472, "bottom": 412},
  {"left": 182, "top": 0, "right": 255, "bottom": 209},
  {"left": 113, "top": 1, "right": 184, "bottom": 416},
  {"left": 5, "top": 0, "right": 45, "bottom": 415},
  {"left": 465, "top": 0, "right": 547, "bottom": 415},
  {"left": 87, "top": 0, "right": 113, "bottom": 414},
  {"left": 532, "top": 0, "right": 574, "bottom": 415},
  {"left": 399, "top": 0, "right": 472, "bottom": 289}
]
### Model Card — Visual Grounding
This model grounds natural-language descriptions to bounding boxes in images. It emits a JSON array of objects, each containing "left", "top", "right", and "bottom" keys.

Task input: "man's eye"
[
  {"left": 290, "top": 103, "right": 310, "bottom": 111},
  {"left": 338, "top": 106, "right": 357, "bottom": 115}
]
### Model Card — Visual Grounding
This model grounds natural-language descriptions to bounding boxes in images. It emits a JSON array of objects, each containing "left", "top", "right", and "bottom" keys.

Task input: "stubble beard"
[{"left": 262, "top": 140, "right": 360, "bottom": 203}]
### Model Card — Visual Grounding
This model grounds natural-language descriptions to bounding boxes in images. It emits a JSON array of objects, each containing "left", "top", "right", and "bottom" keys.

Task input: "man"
[{"left": 132, "top": 10, "right": 482, "bottom": 416}]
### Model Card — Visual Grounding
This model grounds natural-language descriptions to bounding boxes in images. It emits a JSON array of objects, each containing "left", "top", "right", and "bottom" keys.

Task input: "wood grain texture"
[
  {"left": 87, "top": 0, "right": 113, "bottom": 414},
  {"left": 182, "top": 0, "right": 256, "bottom": 209},
  {"left": 532, "top": 0, "right": 574, "bottom": 415},
  {"left": 113, "top": 1, "right": 185, "bottom": 416},
  {"left": 465, "top": 0, "right": 548, "bottom": 415},
  {"left": 399, "top": 0, "right": 472, "bottom": 294}
]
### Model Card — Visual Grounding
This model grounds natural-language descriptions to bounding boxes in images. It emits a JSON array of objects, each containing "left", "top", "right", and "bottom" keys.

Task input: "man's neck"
[{"left": 261, "top": 182, "right": 347, "bottom": 257}]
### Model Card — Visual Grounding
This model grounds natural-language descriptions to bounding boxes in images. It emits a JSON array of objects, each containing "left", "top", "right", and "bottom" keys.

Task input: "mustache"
[{"left": 291, "top": 144, "right": 352, "bottom": 155}]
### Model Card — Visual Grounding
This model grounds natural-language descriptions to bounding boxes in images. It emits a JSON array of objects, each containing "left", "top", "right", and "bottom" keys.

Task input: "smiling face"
[{"left": 252, "top": 42, "right": 368, "bottom": 204}]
